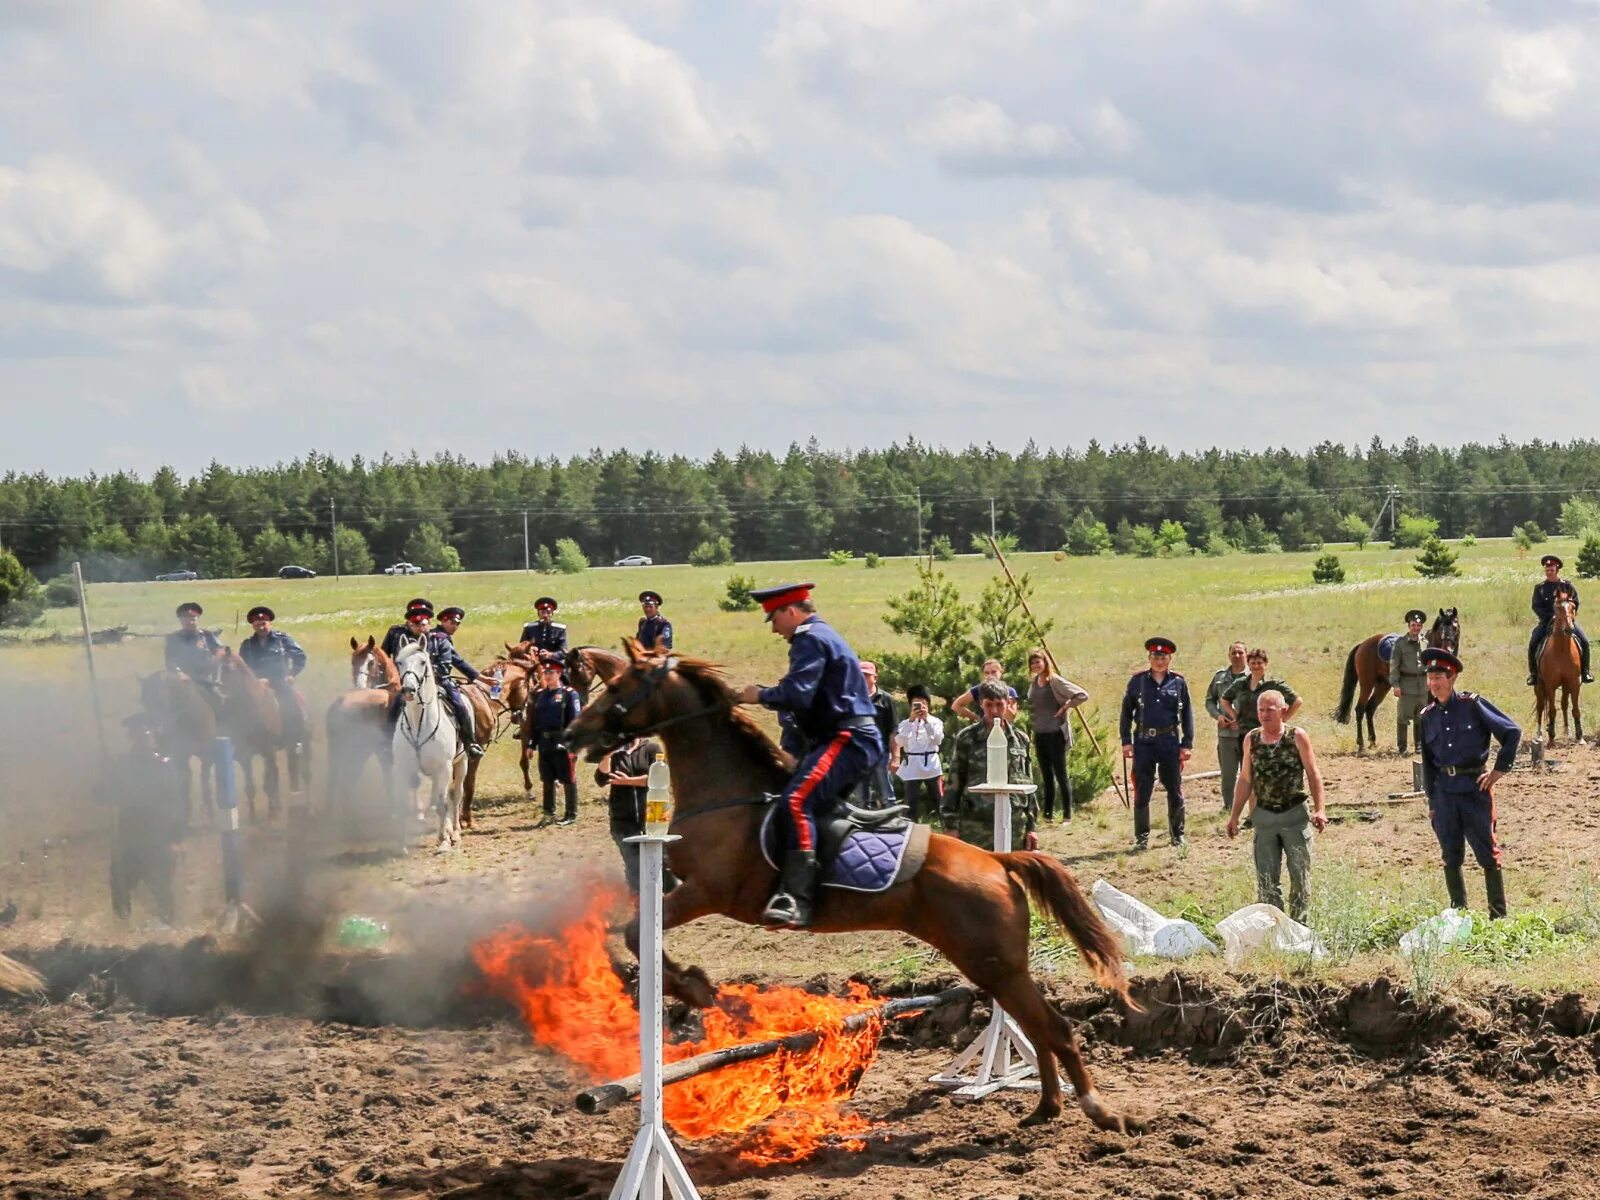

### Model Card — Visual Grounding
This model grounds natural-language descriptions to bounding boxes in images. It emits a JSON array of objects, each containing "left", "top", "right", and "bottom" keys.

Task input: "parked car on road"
[
  {"left": 383, "top": 561, "right": 423, "bottom": 575},
  {"left": 613, "top": 555, "right": 654, "bottom": 567},
  {"left": 154, "top": 569, "right": 198, "bottom": 582},
  {"left": 278, "top": 565, "right": 317, "bottom": 579}
]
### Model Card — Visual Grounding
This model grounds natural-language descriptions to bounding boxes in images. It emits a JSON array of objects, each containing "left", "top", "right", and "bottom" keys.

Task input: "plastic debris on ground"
[
  {"left": 1214, "top": 903, "right": 1328, "bottom": 967},
  {"left": 1090, "top": 878, "right": 1218, "bottom": 959},
  {"left": 337, "top": 915, "right": 390, "bottom": 951},
  {"left": 1398, "top": 908, "right": 1474, "bottom": 960}
]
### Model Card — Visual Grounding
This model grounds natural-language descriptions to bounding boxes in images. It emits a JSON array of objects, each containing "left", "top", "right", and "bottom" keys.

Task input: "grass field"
[
  {"left": 17, "top": 535, "right": 1584, "bottom": 752},
  {"left": 8, "top": 535, "right": 1600, "bottom": 995}
]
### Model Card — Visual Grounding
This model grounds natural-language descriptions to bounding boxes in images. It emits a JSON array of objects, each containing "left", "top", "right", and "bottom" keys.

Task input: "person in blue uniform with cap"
[
  {"left": 735, "top": 582, "right": 882, "bottom": 929},
  {"left": 1419, "top": 647, "right": 1520, "bottom": 918},
  {"left": 523, "top": 660, "right": 582, "bottom": 826},
  {"left": 1527, "top": 554, "right": 1592, "bottom": 685},
  {"left": 520, "top": 598, "right": 568, "bottom": 665},
  {"left": 637, "top": 591, "right": 673, "bottom": 651},
  {"left": 429, "top": 606, "right": 484, "bottom": 759},
  {"left": 1119, "top": 636, "right": 1194, "bottom": 851},
  {"left": 238, "top": 605, "right": 308, "bottom": 741},
  {"left": 164, "top": 601, "right": 227, "bottom": 713},
  {"left": 381, "top": 598, "right": 434, "bottom": 661}
]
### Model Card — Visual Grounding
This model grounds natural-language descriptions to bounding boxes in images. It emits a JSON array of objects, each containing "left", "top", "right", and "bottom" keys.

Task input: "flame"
[{"left": 471, "top": 888, "right": 888, "bottom": 1164}]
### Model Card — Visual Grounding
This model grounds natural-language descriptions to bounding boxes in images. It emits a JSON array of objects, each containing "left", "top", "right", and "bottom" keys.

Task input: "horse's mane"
[
  {"left": 665, "top": 652, "right": 793, "bottom": 777},
  {"left": 372, "top": 646, "right": 400, "bottom": 686}
]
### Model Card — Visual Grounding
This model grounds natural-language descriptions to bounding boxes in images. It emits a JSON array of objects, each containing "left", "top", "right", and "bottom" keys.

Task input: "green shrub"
[
  {"left": 553, "top": 537, "right": 588, "bottom": 574},
  {"left": 0, "top": 550, "right": 44, "bottom": 626},
  {"left": 1063, "top": 508, "right": 1112, "bottom": 556},
  {"left": 533, "top": 544, "right": 556, "bottom": 573},
  {"left": 1414, "top": 535, "right": 1460, "bottom": 578},
  {"left": 719, "top": 574, "right": 759, "bottom": 612},
  {"left": 827, "top": 548, "right": 854, "bottom": 566},
  {"left": 929, "top": 535, "right": 955, "bottom": 562},
  {"left": 688, "top": 536, "right": 735, "bottom": 566},
  {"left": 1576, "top": 535, "right": 1600, "bottom": 580},
  {"left": 43, "top": 574, "right": 79, "bottom": 608},
  {"left": 864, "top": 552, "right": 882, "bottom": 569},
  {"left": 1458, "top": 532, "right": 1476, "bottom": 548},
  {"left": 971, "top": 531, "right": 1019, "bottom": 559},
  {"left": 1066, "top": 709, "right": 1115, "bottom": 808},
  {"left": 1311, "top": 553, "right": 1345, "bottom": 584}
]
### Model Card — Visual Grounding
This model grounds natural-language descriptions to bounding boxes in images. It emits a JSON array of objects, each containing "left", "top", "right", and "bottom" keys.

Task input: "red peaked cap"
[{"left": 754, "top": 582, "right": 814, "bottom": 618}]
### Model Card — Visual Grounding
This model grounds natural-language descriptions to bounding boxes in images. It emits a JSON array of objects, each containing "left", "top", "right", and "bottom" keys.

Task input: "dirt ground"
[{"left": 6, "top": 739, "right": 1600, "bottom": 1199}]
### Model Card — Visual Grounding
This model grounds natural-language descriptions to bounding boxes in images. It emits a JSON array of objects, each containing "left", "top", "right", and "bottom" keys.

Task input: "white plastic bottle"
[
  {"left": 986, "top": 721, "right": 1008, "bottom": 786},
  {"left": 644, "top": 752, "right": 672, "bottom": 836}
]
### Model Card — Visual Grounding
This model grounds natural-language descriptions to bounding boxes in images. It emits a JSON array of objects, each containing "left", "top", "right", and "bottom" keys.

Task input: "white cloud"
[{"left": 1486, "top": 29, "right": 1584, "bottom": 121}]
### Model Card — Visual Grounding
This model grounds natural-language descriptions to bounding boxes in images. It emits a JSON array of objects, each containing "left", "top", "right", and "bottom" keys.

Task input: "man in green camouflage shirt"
[
  {"left": 942, "top": 680, "right": 1039, "bottom": 851},
  {"left": 1392, "top": 609, "right": 1428, "bottom": 755}
]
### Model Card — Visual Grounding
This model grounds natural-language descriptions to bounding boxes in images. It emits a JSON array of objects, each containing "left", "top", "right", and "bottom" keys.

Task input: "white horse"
[{"left": 391, "top": 638, "right": 467, "bottom": 853}]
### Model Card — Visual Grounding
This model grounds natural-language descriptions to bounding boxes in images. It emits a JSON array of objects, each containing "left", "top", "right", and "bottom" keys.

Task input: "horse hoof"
[
  {"left": 1019, "top": 1102, "right": 1061, "bottom": 1128},
  {"left": 673, "top": 968, "right": 716, "bottom": 1010}
]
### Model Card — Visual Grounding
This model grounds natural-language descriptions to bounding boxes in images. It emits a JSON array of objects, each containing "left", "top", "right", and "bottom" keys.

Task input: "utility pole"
[
  {"left": 915, "top": 487, "right": 923, "bottom": 556},
  {"left": 989, "top": 496, "right": 997, "bottom": 542},
  {"left": 523, "top": 510, "right": 531, "bottom": 573},
  {"left": 331, "top": 500, "right": 340, "bottom": 579}
]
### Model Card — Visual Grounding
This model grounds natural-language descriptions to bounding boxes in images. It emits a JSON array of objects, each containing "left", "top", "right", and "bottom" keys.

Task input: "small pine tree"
[
  {"left": 1312, "top": 553, "right": 1345, "bottom": 584},
  {"left": 929, "top": 535, "right": 955, "bottom": 562},
  {"left": 1337, "top": 513, "right": 1371, "bottom": 549},
  {"left": 1063, "top": 507, "right": 1112, "bottom": 556},
  {"left": 1576, "top": 535, "right": 1600, "bottom": 580},
  {"left": 1414, "top": 535, "right": 1460, "bottom": 578},
  {"left": 719, "top": 574, "right": 759, "bottom": 611},
  {"left": 864, "top": 552, "right": 882, "bottom": 569},
  {"left": 533, "top": 544, "right": 556, "bottom": 573},
  {"left": 688, "top": 536, "right": 735, "bottom": 566},
  {"left": 553, "top": 537, "right": 588, "bottom": 574},
  {"left": 0, "top": 550, "right": 43, "bottom": 627}
]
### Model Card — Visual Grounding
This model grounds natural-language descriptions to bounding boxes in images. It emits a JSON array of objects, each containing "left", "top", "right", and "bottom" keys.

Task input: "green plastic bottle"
[{"left": 337, "top": 916, "right": 389, "bottom": 950}]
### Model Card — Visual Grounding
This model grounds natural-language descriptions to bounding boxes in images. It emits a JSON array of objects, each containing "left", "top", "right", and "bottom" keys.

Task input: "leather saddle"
[{"left": 766, "top": 797, "right": 911, "bottom": 866}]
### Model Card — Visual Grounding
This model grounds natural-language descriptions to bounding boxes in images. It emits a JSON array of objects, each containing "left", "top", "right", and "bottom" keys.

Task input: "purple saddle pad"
[
  {"left": 759, "top": 804, "right": 915, "bottom": 893},
  {"left": 1378, "top": 633, "right": 1400, "bottom": 663}
]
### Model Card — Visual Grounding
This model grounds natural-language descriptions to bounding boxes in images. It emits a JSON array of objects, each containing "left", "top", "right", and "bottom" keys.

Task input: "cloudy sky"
[{"left": 3, "top": 0, "right": 1599, "bottom": 476}]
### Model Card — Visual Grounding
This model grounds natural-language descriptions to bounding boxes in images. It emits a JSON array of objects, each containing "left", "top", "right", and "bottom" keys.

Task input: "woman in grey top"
[{"left": 1026, "top": 650, "right": 1090, "bottom": 820}]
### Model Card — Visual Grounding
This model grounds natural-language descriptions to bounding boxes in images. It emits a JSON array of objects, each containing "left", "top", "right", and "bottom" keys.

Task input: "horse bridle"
[
  {"left": 396, "top": 647, "right": 445, "bottom": 751},
  {"left": 593, "top": 656, "right": 727, "bottom": 751}
]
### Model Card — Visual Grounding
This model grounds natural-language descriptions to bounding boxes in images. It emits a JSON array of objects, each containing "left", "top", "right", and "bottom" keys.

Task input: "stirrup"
[
  {"left": 761, "top": 891, "right": 808, "bottom": 928},
  {"left": 466, "top": 743, "right": 485, "bottom": 759}
]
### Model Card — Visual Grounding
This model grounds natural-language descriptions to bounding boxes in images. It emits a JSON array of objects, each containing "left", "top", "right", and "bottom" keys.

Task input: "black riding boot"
[
  {"left": 762, "top": 850, "right": 819, "bottom": 929},
  {"left": 1582, "top": 639, "right": 1594, "bottom": 684},
  {"left": 1443, "top": 864, "right": 1468, "bottom": 910},
  {"left": 540, "top": 781, "right": 557, "bottom": 821},
  {"left": 1396, "top": 727, "right": 1408, "bottom": 756},
  {"left": 1484, "top": 866, "right": 1508, "bottom": 920},
  {"left": 556, "top": 782, "right": 578, "bottom": 826}
]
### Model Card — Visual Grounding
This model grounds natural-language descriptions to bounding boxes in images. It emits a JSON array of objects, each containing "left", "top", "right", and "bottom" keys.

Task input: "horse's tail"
[
  {"left": 0, "top": 951, "right": 45, "bottom": 996},
  {"left": 997, "top": 852, "right": 1135, "bottom": 1010},
  {"left": 1334, "top": 645, "right": 1359, "bottom": 724}
]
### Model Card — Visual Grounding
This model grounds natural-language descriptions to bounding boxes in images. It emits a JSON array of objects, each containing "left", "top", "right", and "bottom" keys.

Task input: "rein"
[
  {"left": 398, "top": 664, "right": 445, "bottom": 753},
  {"left": 597, "top": 656, "right": 727, "bottom": 748},
  {"left": 668, "top": 794, "right": 769, "bottom": 828}
]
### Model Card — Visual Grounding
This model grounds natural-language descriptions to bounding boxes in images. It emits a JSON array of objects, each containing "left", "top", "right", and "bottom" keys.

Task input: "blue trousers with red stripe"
[{"left": 781, "top": 726, "right": 882, "bottom": 853}]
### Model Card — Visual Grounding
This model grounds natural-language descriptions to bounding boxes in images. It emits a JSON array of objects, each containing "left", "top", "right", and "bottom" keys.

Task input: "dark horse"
[
  {"left": 564, "top": 641, "right": 1140, "bottom": 1134},
  {"left": 1535, "top": 597, "right": 1584, "bottom": 744},
  {"left": 1336, "top": 607, "right": 1460, "bottom": 751}
]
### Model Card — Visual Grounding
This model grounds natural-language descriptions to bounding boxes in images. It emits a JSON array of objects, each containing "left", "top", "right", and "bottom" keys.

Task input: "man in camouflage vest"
[
  {"left": 1392, "top": 609, "right": 1428, "bottom": 755},
  {"left": 942, "top": 679, "right": 1039, "bottom": 851}
]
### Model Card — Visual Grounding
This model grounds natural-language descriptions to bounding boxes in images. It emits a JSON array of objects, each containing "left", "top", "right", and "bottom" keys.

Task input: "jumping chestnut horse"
[
  {"left": 1535, "top": 597, "right": 1584, "bottom": 744},
  {"left": 564, "top": 641, "right": 1139, "bottom": 1134},
  {"left": 324, "top": 636, "right": 398, "bottom": 815},
  {"left": 1336, "top": 607, "right": 1460, "bottom": 751}
]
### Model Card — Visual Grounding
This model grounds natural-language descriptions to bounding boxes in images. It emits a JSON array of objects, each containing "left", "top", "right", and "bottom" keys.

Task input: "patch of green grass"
[{"left": 1459, "top": 912, "right": 1582, "bottom": 965}]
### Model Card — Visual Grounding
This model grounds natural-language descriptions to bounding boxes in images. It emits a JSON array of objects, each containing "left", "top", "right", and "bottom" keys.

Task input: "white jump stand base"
[
  {"left": 613, "top": 832, "right": 702, "bottom": 1200},
  {"left": 931, "top": 779, "right": 1054, "bottom": 1099}
]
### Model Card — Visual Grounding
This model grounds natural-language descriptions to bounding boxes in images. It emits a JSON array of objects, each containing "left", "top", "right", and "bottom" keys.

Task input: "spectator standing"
[
  {"left": 950, "top": 659, "right": 1019, "bottom": 722},
  {"left": 857, "top": 660, "right": 898, "bottom": 808},
  {"left": 1393, "top": 609, "right": 1429, "bottom": 755},
  {"left": 1119, "top": 636, "right": 1193, "bottom": 851},
  {"left": 523, "top": 661, "right": 581, "bottom": 826},
  {"left": 1221, "top": 649, "right": 1301, "bottom": 738},
  {"left": 1225, "top": 690, "right": 1327, "bottom": 922},
  {"left": 1025, "top": 650, "right": 1089, "bottom": 821},
  {"left": 943, "top": 680, "right": 1038, "bottom": 851},
  {"left": 892, "top": 684, "right": 944, "bottom": 822},
  {"left": 1204, "top": 641, "right": 1249, "bottom": 812},
  {"left": 595, "top": 735, "right": 671, "bottom": 894}
]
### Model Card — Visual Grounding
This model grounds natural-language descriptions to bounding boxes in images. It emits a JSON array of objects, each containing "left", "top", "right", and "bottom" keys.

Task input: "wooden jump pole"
[{"left": 576, "top": 985, "right": 977, "bottom": 1116}]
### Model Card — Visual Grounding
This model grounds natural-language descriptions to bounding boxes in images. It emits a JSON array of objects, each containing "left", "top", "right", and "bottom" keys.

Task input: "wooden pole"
[
  {"left": 986, "top": 538, "right": 1129, "bottom": 808},
  {"left": 576, "top": 985, "right": 976, "bottom": 1115},
  {"left": 72, "top": 561, "right": 107, "bottom": 757}
]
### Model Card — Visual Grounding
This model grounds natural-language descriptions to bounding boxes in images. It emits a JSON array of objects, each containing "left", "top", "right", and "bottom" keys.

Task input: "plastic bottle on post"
[
  {"left": 490, "top": 666, "right": 503, "bottom": 700},
  {"left": 986, "top": 721, "right": 1008, "bottom": 786},
  {"left": 644, "top": 752, "right": 672, "bottom": 836}
]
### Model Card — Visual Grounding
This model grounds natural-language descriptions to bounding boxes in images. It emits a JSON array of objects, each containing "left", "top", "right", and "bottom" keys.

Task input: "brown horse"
[
  {"left": 1535, "top": 598, "right": 1584, "bottom": 744},
  {"left": 1336, "top": 607, "right": 1460, "bottom": 751},
  {"left": 218, "top": 651, "right": 307, "bottom": 822},
  {"left": 505, "top": 643, "right": 604, "bottom": 805},
  {"left": 453, "top": 653, "right": 538, "bottom": 828},
  {"left": 324, "top": 636, "right": 398, "bottom": 815},
  {"left": 564, "top": 641, "right": 1140, "bottom": 1134},
  {"left": 139, "top": 671, "right": 219, "bottom": 822}
]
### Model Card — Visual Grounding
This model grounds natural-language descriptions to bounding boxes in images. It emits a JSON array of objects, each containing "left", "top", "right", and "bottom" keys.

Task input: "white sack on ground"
[
  {"left": 1215, "top": 903, "right": 1328, "bottom": 967},
  {"left": 1090, "top": 878, "right": 1218, "bottom": 959},
  {"left": 1398, "top": 908, "right": 1474, "bottom": 960}
]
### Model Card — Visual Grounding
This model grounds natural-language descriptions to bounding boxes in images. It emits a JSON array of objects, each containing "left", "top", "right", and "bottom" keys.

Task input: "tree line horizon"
[{"left": 5, "top": 435, "right": 1600, "bottom": 582}]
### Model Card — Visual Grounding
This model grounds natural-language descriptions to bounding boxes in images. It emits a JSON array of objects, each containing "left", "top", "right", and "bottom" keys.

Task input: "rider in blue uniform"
[
  {"left": 736, "top": 583, "right": 882, "bottom": 929},
  {"left": 237, "top": 606, "right": 308, "bottom": 740},
  {"left": 637, "top": 591, "right": 673, "bottom": 650},
  {"left": 1120, "top": 636, "right": 1194, "bottom": 851},
  {"left": 429, "top": 606, "right": 484, "bottom": 759},
  {"left": 519, "top": 597, "right": 568, "bottom": 665},
  {"left": 164, "top": 601, "right": 226, "bottom": 714},
  {"left": 1419, "top": 648, "right": 1521, "bottom": 918},
  {"left": 1527, "top": 554, "right": 1592, "bottom": 684},
  {"left": 381, "top": 597, "right": 434, "bottom": 662}
]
